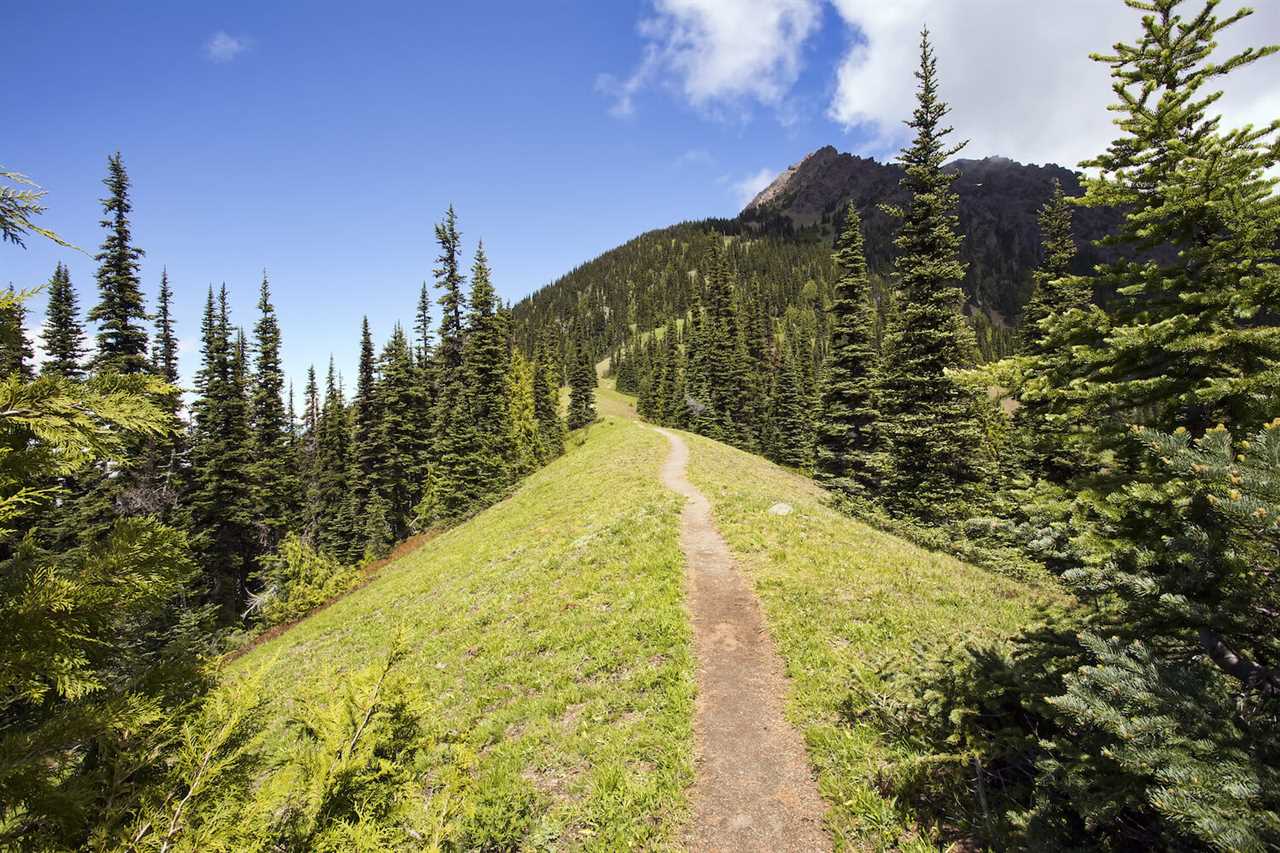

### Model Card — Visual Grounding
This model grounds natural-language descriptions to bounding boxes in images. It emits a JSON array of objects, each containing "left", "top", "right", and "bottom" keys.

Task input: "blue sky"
[
  {"left": 7, "top": 1, "right": 1278, "bottom": 393},
  {"left": 4, "top": 2, "right": 864, "bottom": 392}
]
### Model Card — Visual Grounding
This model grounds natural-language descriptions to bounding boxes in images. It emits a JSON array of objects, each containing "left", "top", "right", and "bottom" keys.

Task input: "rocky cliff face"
[{"left": 740, "top": 146, "right": 1124, "bottom": 322}]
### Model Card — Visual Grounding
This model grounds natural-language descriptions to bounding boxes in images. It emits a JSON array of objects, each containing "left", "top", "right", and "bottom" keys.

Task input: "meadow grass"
[
  {"left": 677, "top": 430, "right": 1058, "bottom": 851},
  {"left": 232, "top": 417, "right": 694, "bottom": 850}
]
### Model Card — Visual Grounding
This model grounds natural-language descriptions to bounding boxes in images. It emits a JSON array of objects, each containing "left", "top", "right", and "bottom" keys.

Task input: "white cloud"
[
  {"left": 206, "top": 30, "right": 250, "bottom": 63},
  {"left": 732, "top": 167, "right": 779, "bottom": 206},
  {"left": 601, "top": 0, "right": 823, "bottom": 118},
  {"left": 675, "top": 148, "right": 715, "bottom": 168},
  {"left": 826, "top": 0, "right": 1280, "bottom": 167}
]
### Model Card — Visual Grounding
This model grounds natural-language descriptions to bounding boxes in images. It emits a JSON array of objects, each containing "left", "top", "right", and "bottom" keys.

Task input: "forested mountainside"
[{"left": 512, "top": 149, "right": 1128, "bottom": 357}]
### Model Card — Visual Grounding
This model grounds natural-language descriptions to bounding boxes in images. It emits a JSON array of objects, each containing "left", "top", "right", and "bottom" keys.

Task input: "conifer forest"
[{"left": 3, "top": 1, "right": 1279, "bottom": 850}]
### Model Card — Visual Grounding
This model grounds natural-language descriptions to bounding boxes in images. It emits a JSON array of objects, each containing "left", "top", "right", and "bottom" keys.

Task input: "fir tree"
[
  {"left": 349, "top": 317, "right": 383, "bottom": 518},
  {"left": 815, "top": 203, "right": 882, "bottom": 497},
  {"left": 314, "top": 359, "right": 354, "bottom": 558},
  {"left": 188, "top": 286, "right": 256, "bottom": 618},
  {"left": 151, "top": 267, "right": 179, "bottom": 383},
  {"left": 88, "top": 153, "right": 149, "bottom": 375},
  {"left": 876, "top": 30, "right": 989, "bottom": 522},
  {"left": 770, "top": 343, "right": 815, "bottom": 470},
  {"left": 373, "top": 324, "right": 428, "bottom": 539},
  {"left": 40, "top": 262, "right": 87, "bottom": 379},
  {"left": 1017, "top": 181, "right": 1082, "bottom": 356},
  {"left": 433, "top": 206, "right": 467, "bottom": 373},
  {"left": 250, "top": 273, "right": 291, "bottom": 551},
  {"left": 566, "top": 321, "right": 596, "bottom": 430},
  {"left": 462, "top": 243, "right": 512, "bottom": 487}
]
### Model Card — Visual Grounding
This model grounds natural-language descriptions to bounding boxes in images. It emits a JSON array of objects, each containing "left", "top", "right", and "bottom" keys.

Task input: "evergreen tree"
[
  {"left": 349, "top": 317, "right": 383, "bottom": 519},
  {"left": 815, "top": 203, "right": 882, "bottom": 497},
  {"left": 250, "top": 273, "right": 291, "bottom": 552},
  {"left": 187, "top": 286, "right": 256, "bottom": 618},
  {"left": 876, "top": 30, "right": 989, "bottom": 522},
  {"left": 506, "top": 347, "right": 540, "bottom": 477},
  {"left": 40, "top": 262, "right": 87, "bottom": 379},
  {"left": 1016, "top": 181, "right": 1081, "bottom": 356},
  {"left": 151, "top": 267, "right": 179, "bottom": 383},
  {"left": 433, "top": 206, "right": 467, "bottom": 373},
  {"left": 462, "top": 243, "right": 512, "bottom": 487},
  {"left": 0, "top": 290, "right": 208, "bottom": 848},
  {"left": 770, "top": 343, "right": 815, "bottom": 470},
  {"left": 88, "top": 153, "right": 149, "bottom": 375},
  {"left": 566, "top": 321, "right": 596, "bottom": 430},
  {"left": 373, "top": 324, "right": 428, "bottom": 539},
  {"left": 532, "top": 329, "right": 564, "bottom": 461},
  {"left": 0, "top": 286, "right": 34, "bottom": 379},
  {"left": 314, "top": 359, "right": 354, "bottom": 558}
]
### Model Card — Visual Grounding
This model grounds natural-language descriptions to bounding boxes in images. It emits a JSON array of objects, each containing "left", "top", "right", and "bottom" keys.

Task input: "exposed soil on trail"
[{"left": 655, "top": 428, "right": 830, "bottom": 852}]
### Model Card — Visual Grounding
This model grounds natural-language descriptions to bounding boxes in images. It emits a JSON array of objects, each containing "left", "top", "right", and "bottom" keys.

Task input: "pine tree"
[
  {"left": 815, "top": 203, "right": 882, "bottom": 497},
  {"left": 40, "top": 262, "right": 87, "bottom": 379},
  {"left": 532, "top": 329, "right": 564, "bottom": 461},
  {"left": 88, "top": 153, "right": 149, "bottom": 375},
  {"left": 0, "top": 286, "right": 35, "bottom": 379},
  {"left": 567, "top": 320, "right": 596, "bottom": 430},
  {"left": 876, "top": 30, "right": 989, "bottom": 523},
  {"left": 250, "top": 273, "right": 291, "bottom": 552}
]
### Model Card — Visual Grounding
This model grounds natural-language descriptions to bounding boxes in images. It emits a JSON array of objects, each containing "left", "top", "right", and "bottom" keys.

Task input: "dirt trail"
[{"left": 655, "top": 428, "right": 830, "bottom": 852}]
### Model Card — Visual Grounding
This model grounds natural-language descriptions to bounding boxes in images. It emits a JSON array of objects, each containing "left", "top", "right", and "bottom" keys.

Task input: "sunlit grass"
[
  {"left": 233, "top": 417, "right": 694, "bottom": 850},
  {"left": 678, "top": 431, "right": 1057, "bottom": 851}
]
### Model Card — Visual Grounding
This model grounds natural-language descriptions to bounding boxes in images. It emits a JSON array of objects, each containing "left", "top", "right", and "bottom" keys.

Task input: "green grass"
[
  {"left": 232, "top": 417, "right": 694, "bottom": 850},
  {"left": 676, "top": 431, "right": 1057, "bottom": 851}
]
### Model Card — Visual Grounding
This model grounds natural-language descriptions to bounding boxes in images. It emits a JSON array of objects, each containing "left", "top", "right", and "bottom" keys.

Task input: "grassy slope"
[
  {"left": 591, "top": 379, "right": 1051, "bottom": 850},
  {"left": 233, "top": 418, "right": 694, "bottom": 850},
  {"left": 679, "top": 432, "right": 1054, "bottom": 850}
]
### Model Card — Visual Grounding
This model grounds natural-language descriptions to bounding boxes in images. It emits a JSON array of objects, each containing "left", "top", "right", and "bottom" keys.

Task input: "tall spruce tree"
[
  {"left": 249, "top": 273, "right": 291, "bottom": 551},
  {"left": 40, "top": 262, "right": 87, "bottom": 379},
  {"left": 876, "top": 30, "right": 989, "bottom": 522},
  {"left": 88, "top": 153, "right": 149, "bottom": 375},
  {"left": 815, "top": 203, "right": 882, "bottom": 497}
]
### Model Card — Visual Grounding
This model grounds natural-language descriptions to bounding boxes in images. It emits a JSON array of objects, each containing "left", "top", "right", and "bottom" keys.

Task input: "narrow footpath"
[{"left": 654, "top": 427, "right": 830, "bottom": 852}]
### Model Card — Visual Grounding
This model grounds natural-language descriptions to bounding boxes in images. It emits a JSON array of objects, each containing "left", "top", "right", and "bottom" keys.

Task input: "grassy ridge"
[
  {"left": 678, "top": 431, "right": 1054, "bottom": 851},
  {"left": 233, "top": 418, "right": 694, "bottom": 850}
]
